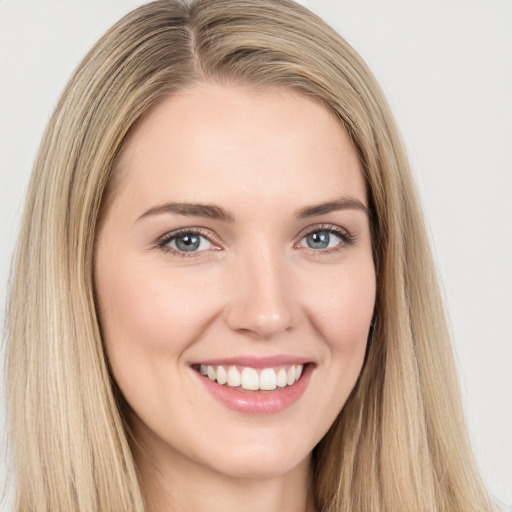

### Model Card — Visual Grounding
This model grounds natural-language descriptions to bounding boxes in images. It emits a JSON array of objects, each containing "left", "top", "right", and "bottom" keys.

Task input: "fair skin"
[{"left": 95, "top": 84, "right": 376, "bottom": 512}]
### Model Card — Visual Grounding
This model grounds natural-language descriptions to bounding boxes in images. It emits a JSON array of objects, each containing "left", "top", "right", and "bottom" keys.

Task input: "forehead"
[{"left": 110, "top": 83, "right": 366, "bottom": 217}]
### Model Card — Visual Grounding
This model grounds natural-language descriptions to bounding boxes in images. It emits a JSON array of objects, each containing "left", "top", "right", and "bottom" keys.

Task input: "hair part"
[{"left": 6, "top": 1, "right": 493, "bottom": 511}]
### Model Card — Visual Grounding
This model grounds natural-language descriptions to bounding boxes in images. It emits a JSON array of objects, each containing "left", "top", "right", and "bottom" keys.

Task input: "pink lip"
[
  {"left": 193, "top": 363, "right": 313, "bottom": 415},
  {"left": 192, "top": 355, "right": 312, "bottom": 369}
]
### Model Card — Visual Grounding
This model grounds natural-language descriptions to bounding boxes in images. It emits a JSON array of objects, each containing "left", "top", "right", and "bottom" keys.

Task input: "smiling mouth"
[{"left": 193, "top": 364, "right": 305, "bottom": 392}]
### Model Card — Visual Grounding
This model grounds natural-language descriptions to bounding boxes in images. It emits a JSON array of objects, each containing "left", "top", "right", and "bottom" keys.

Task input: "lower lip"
[{"left": 194, "top": 364, "right": 313, "bottom": 415}]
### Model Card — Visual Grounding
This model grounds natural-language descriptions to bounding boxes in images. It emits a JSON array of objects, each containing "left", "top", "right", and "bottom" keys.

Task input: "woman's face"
[{"left": 95, "top": 84, "right": 375, "bottom": 480}]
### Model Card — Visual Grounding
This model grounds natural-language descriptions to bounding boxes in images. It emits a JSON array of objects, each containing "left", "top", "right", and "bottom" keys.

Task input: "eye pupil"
[
  {"left": 176, "top": 234, "right": 201, "bottom": 252},
  {"left": 306, "top": 231, "right": 330, "bottom": 249}
]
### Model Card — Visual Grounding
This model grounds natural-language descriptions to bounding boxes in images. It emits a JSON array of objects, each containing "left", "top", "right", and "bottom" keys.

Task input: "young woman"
[{"left": 5, "top": 1, "right": 495, "bottom": 511}]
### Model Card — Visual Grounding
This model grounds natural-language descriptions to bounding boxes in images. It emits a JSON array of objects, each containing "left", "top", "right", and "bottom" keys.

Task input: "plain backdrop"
[{"left": 1, "top": 0, "right": 511, "bottom": 508}]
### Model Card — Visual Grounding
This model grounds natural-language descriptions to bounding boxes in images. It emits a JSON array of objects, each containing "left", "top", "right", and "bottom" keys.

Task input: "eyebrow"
[
  {"left": 295, "top": 197, "right": 369, "bottom": 218},
  {"left": 136, "top": 202, "right": 235, "bottom": 223},
  {"left": 135, "top": 196, "right": 369, "bottom": 224}
]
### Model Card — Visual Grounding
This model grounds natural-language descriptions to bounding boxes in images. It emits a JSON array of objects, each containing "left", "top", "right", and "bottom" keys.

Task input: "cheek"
[
  {"left": 291, "top": 260, "right": 375, "bottom": 443},
  {"left": 304, "top": 262, "right": 376, "bottom": 354},
  {"left": 95, "top": 254, "right": 222, "bottom": 376}
]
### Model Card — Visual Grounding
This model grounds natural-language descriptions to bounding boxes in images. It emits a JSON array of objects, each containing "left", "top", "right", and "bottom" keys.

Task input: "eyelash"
[
  {"left": 155, "top": 224, "right": 355, "bottom": 258},
  {"left": 296, "top": 224, "right": 355, "bottom": 255},
  {"left": 156, "top": 227, "right": 220, "bottom": 258}
]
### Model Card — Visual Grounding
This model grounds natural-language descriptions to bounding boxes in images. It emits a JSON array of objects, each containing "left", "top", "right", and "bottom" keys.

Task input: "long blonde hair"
[{"left": 6, "top": 1, "right": 493, "bottom": 511}]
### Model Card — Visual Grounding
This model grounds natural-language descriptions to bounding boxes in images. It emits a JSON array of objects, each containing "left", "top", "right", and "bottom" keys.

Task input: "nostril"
[
  {"left": 225, "top": 309, "right": 294, "bottom": 339},
  {"left": 223, "top": 260, "right": 295, "bottom": 337}
]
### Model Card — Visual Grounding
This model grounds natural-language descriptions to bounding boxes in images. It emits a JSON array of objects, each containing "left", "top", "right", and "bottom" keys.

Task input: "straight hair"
[{"left": 6, "top": 1, "right": 493, "bottom": 510}]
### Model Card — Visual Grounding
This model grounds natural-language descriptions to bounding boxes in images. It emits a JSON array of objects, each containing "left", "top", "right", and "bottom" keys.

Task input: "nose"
[{"left": 224, "top": 247, "right": 295, "bottom": 339}]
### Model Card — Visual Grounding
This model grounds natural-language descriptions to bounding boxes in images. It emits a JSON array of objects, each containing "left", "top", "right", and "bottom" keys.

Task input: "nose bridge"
[{"left": 225, "top": 242, "right": 294, "bottom": 338}]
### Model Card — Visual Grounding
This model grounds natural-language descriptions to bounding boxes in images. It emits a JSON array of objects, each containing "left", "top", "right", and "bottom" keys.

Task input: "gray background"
[{"left": 1, "top": 0, "right": 511, "bottom": 508}]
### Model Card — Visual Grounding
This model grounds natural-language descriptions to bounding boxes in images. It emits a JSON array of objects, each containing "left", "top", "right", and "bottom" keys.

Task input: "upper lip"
[{"left": 191, "top": 355, "right": 313, "bottom": 368}]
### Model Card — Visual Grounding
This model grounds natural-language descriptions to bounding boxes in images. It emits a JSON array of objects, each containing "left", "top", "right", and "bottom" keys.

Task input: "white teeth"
[
  {"left": 276, "top": 368, "right": 287, "bottom": 388},
  {"left": 200, "top": 364, "right": 306, "bottom": 390},
  {"left": 241, "top": 367, "right": 259, "bottom": 390},
  {"left": 216, "top": 365, "right": 227, "bottom": 385},
  {"left": 207, "top": 366, "right": 216, "bottom": 381},
  {"left": 259, "top": 368, "right": 277, "bottom": 390},
  {"left": 286, "top": 366, "right": 296, "bottom": 385},
  {"left": 227, "top": 366, "right": 241, "bottom": 387}
]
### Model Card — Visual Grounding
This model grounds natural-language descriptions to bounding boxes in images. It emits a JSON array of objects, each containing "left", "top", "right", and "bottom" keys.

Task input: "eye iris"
[
  {"left": 175, "top": 233, "right": 201, "bottom": 252},
  {"left": 306, "top": 231, "right": 330, "bottom": 249}
]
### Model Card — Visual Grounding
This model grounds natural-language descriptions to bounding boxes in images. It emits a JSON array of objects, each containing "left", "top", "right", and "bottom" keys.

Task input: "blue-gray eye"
[
  {"left": 167, "top": 232, "right": 213, "bottom": 252},
  {"left": 300, "top": 230, "right": 342, "bottom": 250}
]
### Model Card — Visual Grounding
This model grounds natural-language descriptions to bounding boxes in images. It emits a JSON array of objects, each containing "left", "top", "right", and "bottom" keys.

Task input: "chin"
[
  {"left": 192, "top": 425, "right": 317, "bottom": 480},
  {"left": 207, "top": 449, "right": 311, "bottom": 480}
]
